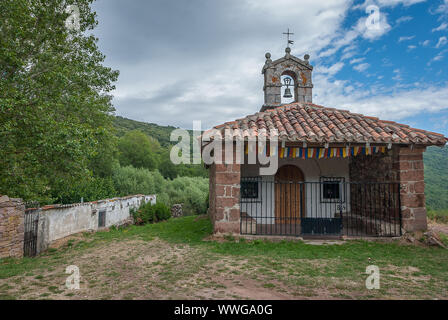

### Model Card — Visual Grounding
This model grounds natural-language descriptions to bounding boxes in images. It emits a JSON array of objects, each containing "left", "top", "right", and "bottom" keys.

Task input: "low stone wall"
[
  {"left": 0, "top": 196, "right": 25, "bottom": 259},
  {"left": 35, "top": 194, "right": 156, "bottom": 254}
]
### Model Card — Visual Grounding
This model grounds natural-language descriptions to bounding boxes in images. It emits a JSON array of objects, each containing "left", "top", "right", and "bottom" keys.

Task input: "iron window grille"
[
  {"left": 241, "top": 177, "right": 261, "bottom": 202},
  {"left": 320, "top": 177, "right": 345, "bottom": 203}
]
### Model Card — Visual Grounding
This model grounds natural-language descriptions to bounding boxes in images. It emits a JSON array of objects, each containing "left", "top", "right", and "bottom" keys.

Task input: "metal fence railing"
[{"left": 240, "top": 178, "right": 401, "bottom": 237}]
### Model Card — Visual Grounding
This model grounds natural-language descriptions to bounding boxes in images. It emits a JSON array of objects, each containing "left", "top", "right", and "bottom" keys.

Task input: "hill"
[
  {"left": 114, "top": 116, "right": 182, "bottom": 147},
  {"left": 424, "top": 146, "right": 448, "bottom": 211}
]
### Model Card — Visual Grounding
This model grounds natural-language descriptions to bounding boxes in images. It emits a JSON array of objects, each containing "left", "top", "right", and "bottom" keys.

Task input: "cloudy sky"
[{"left": 91, "top": 0, "right": 448, "bottom": 135}]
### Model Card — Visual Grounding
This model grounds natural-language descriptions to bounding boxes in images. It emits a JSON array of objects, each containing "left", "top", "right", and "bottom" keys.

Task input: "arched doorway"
[{"left": 275, "top": 165, "right": 306, "bottom": 228}]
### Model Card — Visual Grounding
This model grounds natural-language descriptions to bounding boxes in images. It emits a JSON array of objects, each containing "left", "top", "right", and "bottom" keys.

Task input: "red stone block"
[
  {"left": 397, "top": 161, "right": 410, "bottom": 170},
  {"left": 216, "top": 172, "right": 240, "bottom": 185},
  {"left": 214, "top": 221, "right": 240, "bottom": 234},
  {"left": 215, "top": 208, "right": 225, "bottom": 221},
  {"left": 412, "top": 161, "right": 424, "bottom": 170},
  {"left": 401, "top": 194, "right": 425, "bottom": 208},
  {"left": 400, "top": 170, "right": 424, "bottom": 182},
  {"left": 231, "top": 187, "right": 240, "bottom": 198},
  {"left": 398, "top": 147, "right": 425, "bottom": 156},
  {"left": 215, "top": 186, "right": 226, "bottom": 197},
  {"left": 216, "top": 197, "right": 238, "bottom": 209},
  {"left": 414, "top": 181, "right": 425, "bottom": 194},
  {"left": 399, "top": 154, "right": 423, "bottom": 161},
  {"left": 230, "top": 164, "right": 241, "bottom": 173},
  {"left": 401, "top": 208, "right": 411, "bottom": 219},
  {"left": 215, "top": 164, "right": 229, "bottom": 173},
  {"left": 229, "top": 208, "right": 240, "bottom": 221}
]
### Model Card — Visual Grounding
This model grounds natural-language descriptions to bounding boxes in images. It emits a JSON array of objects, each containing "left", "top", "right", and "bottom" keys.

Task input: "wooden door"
[{"left": 275, "top": 165, "right": 305, "bottom": 225}]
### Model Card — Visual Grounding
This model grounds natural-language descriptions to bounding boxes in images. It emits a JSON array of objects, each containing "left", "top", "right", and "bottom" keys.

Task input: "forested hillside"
[
  {"left": 424, "top": 146, "right": 448, "bottom": 212},
  {"left": 114, "top": 116, "right": 184, "bottom": 148}
]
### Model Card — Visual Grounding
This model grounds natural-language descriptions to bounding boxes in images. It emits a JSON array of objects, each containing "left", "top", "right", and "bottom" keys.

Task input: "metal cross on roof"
[{"left": 283, "top": 28, "right": 294, "bottom": 48}]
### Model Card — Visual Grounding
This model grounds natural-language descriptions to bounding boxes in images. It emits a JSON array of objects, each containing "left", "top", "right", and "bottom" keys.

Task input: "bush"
[
  {"left": 153, "top": 202, "right": 171, "bottom": 221},
  {"left": 158, "top": 176, "right": 209, "bottom": 216},
  {"left": 112, "top": 164, "right": 166, "bottom": 196},
  {"left": 132, "top": 201, "right": 171, "bottom": 225},
  {"left": 111, "top": 164, "right": 209, "bottom": 216}
]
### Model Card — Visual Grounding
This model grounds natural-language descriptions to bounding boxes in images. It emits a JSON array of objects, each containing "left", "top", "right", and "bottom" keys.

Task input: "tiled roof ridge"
[
  {"left": 227, "top": 102, "right": 446, "bottom": 138},
  {"left": 210, "top": 102, "right": 447, "bottom": 146}
]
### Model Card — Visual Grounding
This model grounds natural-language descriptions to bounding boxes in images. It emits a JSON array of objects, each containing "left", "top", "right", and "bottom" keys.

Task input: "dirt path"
[
  {"left": 429, "top": 222, "right": 448, "bottom": 235},
  {"left": 1, "top": 236, "right": 447, "bottom": 300}
]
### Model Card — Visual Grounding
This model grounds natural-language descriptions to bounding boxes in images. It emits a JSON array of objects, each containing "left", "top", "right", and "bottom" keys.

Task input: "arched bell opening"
[{"left": 280, "top": 71, "right": 297, "bottom": 104}]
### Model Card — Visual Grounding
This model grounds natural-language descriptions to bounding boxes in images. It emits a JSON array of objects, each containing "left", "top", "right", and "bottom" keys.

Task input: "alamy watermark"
[
  {"left": 365, "top": 5, "right": 381, "bottom": 31},
  {"left": 65, "top": 265, "right": 80, "bottom": 290},
  {"left": 365, "top": 265, "right": 380, "bottom": 290},
  {"left": 169, "top": 121, "right": 279, "bottom": 175}
]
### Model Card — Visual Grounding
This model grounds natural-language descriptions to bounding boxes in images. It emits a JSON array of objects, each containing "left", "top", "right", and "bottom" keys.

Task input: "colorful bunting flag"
[{"left": 245, "top": 142, "right": 389, "bottom": 160}]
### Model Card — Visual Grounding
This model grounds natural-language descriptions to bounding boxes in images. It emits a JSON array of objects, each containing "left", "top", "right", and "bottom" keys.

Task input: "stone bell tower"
[{"left": 261, "top": 47, "right": 313, "bottom": 112}]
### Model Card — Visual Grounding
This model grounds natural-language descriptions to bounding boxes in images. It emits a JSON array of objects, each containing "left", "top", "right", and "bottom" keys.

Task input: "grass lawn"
[{"left": 0, "top": 215, "right": 447, "bottom": 300}]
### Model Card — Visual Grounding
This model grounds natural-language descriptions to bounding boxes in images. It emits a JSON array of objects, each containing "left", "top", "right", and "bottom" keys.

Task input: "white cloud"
[
  {"left": 428, "top": 50, "right": 448, "bottom": 65},
  {"left": 94, "top": 0, "right": 445, "bottom": 130},
  {"left": 436, "top": 36, "right": 448, "bottom": 48},
  {"left": 340, "top": 44, "right": 358, "bottom": 60},
  {"left": 375, "top": 0, "right": 426, "bottom": 6},
  {"left": 350, "top": 57, "right": 366, "bottom": 64},
  {"left": 396, "top": 16, "right": 413, "bottom": 24},
  {"left": 353, "top": 0, "right": 426, "bottom": 9},
  {"left": 313, "top": 74, "right": 448, "bottom": 123},
  {"left": 398, "top": 35, "right": 415, "bottom": 42},
  {"left": 392, "top": 69, "right": 403, "bottom": 81},
  {"left": 353, "top": 63, "right": 370, "bottom": 72},
  {"left": 407, "top": 45, "right": 417, "bottom": 50},
  {"left": 432, "top": 22, "right": 448, "bottom": 32},
  {"left": 99, "top": 0, "right": 357, "bottom": 128},
  {"left": 434, "top": 0, "right": 448, "bottom": 14},
  {"left": 421, "top": 40, "right": 431, "bottom": 46},
  {"left": 316, "top": 62, "right": 345, "bottom": 76}
]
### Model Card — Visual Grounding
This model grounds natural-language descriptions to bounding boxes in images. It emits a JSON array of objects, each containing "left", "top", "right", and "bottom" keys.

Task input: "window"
[
  {"left": 320, "top": 177, "right": 345, "bottom": 203},
  {"left": 241, "top": 181, "right": 259, "bottom": 199},
  {"left": 323, "top": 182, "right": 340, "bottom": 199}
]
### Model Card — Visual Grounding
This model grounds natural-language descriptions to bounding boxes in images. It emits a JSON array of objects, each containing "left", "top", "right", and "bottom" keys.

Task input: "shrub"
[
  {"left": 153, "top": 202, "right": 171, "bottom": 221},
  {"left": 132, "top": 202, "right": 156, "bottom": 225},
  {"left": 112, "top": 165, "right": 165, "bottom": 196},
  {"left": 132, "top": 201, "right": 171, "bottom": 225},
  {"left": 158, "top": 176, "right": 209, "bottom": 215},
  {"left": 112, "top": 164, "right": 209, "bottom": 216}
]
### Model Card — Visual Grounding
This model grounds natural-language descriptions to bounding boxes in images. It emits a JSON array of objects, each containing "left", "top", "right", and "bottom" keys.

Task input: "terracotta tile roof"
[{"left": 212, "top": 102, "right": 447, "bottom": 146}]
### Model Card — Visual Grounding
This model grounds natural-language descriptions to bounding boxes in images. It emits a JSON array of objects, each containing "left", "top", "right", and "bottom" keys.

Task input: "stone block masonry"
[
  {"left": 209, "top": 160, "right": 241, "bottom": 235},
  {"left": 0, "top": 196, "right": 24, "bottom": 259},
  {"left": 394, "top": 146, "right": 427, "bottom": 232}
]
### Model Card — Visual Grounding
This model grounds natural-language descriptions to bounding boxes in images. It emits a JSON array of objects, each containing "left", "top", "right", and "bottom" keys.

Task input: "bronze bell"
[
  {"left": 283, "top": 77, "right": 293, "bottom": 99},
  {"left": 283, "top": 87, "right": 293, "bottom": 99}
]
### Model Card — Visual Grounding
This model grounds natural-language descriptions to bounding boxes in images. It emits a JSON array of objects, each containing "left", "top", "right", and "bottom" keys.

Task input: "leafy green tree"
[
  {"left": 0, "top": 0, "right": 119, "bottom": 202},
  {"left": 158, "top": 148, "right": 178, "bottom": 179},
  {"left": 112, "top": 165, "right": 166, "bottom": 197},
  {"left": 117, "top": 130, "right": 160, "bottom": 170}
]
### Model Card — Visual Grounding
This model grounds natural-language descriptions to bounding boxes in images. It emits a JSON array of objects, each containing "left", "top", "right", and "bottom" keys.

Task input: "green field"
[{"left": 1, "top": 216, "right": 447, "bottom": 300}]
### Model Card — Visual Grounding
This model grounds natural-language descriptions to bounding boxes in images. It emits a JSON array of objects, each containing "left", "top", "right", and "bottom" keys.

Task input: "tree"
[
  {"left": 158, "top": 148, "right": 178, "bottom": 179},
  {"left": 117, "top": 130, "right": 160, "bottom": 170},
  {"left": 0, "top": 0, "right": 119, "bottom": 202}
]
